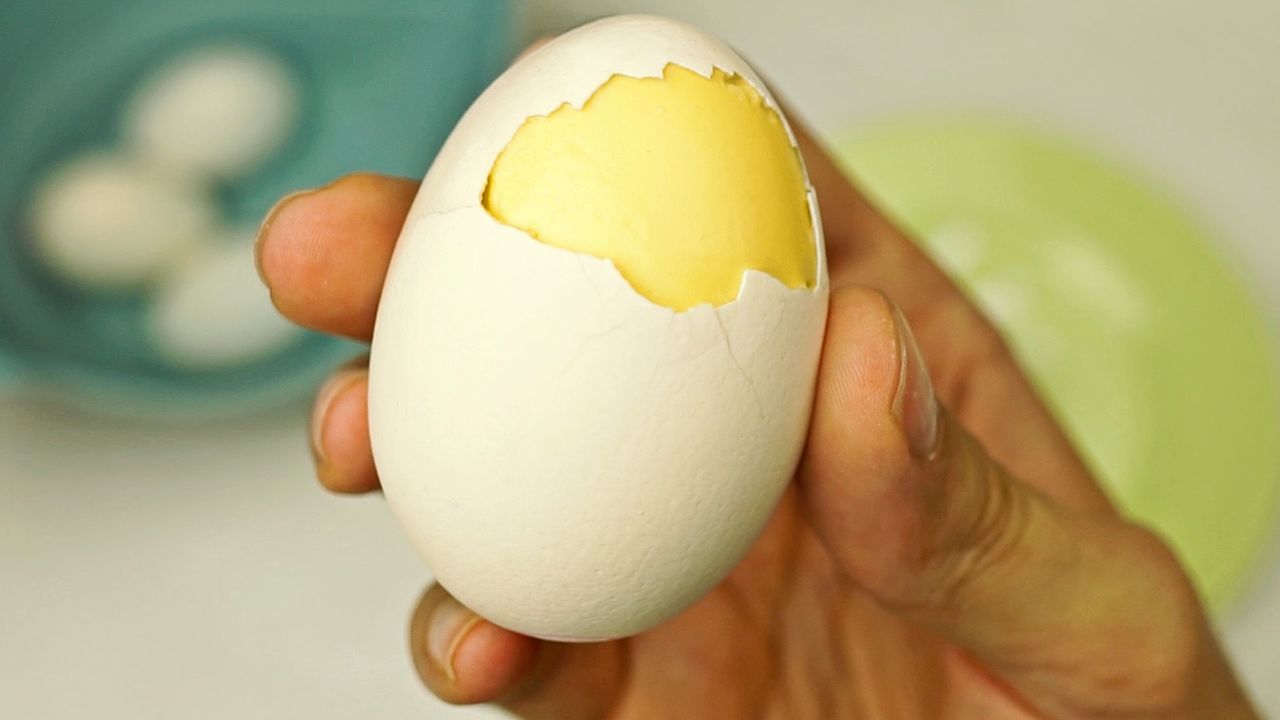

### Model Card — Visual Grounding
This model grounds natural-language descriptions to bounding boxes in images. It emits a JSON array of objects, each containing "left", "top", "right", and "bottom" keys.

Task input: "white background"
[{"left": 3, "top": 1, "right": 1278, "bottom": 717}]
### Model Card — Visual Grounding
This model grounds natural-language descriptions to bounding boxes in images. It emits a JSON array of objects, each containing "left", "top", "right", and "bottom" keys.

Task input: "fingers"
[
  {"left": 310, "top": 360, "right": 379, "bottom": 494},
  {"left": 261, "top": 172, "right": 404, "bottom": 493},
  {"left": 256, "top": 40, "right": 544, "bottom": 341},
  {"left": 410, "top": 585, "right": 539, "bottom": 704},
  {"left": 410, "top": 584, "right": 625, "bottom": 720},
  {"left": 257, "top": 172, "right": 417, "bottom": 340},
  {"left": 801, "top": 286, "right": 1249, "bottom": 717}
]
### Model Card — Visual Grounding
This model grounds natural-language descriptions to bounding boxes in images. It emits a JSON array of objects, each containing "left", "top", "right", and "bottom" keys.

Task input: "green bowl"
[{"left": 835, "top": 116, "right": 1280, "bottom": 612}]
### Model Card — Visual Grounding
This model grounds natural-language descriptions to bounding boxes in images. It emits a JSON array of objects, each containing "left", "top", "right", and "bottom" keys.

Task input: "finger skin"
[
  {"left": 409, "top": 584, "right": 625, "bottom": 720},
  {"left": 259, "top": 173, "right": 416, "bottom": 340},
  {"left": 410, "top": 584, "right": 540, "bottom": 705},
  {"left": 310, "top": 366, "right": 379, "bottom": 494}
]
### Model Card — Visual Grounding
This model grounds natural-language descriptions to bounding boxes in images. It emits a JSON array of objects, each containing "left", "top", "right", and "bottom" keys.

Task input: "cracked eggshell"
[{"left": 368, "top": 15, "right": 829, "bottom": 641}]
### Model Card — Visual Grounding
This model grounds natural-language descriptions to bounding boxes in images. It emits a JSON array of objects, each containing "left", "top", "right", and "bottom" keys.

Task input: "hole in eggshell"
[{"left": 481, "top": 62, "right": 816, "bottom": 312}]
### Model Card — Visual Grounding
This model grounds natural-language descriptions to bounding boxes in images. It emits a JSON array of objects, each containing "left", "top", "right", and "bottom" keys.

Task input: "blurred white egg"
[
  {"left": 28, "top": 151, "right": 216, "bottom": 290},
  {"left": 124, "top": 45, "right": 299, "bottom": 179},
  {"left": 369, "top": 16, "right": 829, "bottom": 641},
  {"left": 148, "top": 227, "right": 300, "bottom": 368}
]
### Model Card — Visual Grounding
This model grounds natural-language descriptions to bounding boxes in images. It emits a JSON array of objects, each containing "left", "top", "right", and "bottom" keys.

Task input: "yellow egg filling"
[{"left": 483, "top": 63, "right": 816, "bottom": 311}]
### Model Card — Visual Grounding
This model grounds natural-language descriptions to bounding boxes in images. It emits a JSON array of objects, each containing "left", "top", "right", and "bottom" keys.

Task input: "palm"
[
  {"left": 604, "top": 489, "right": 954, "bottom": 719},
  {"left": 598, "top": 303, "right": 1029, "bottom": 720},
  {"left": 584, "top": 133, "right": 1098, "bottom": 717}
]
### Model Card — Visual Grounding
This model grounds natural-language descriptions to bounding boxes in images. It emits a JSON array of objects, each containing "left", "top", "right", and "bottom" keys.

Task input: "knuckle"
[
  {"left": 927, "top": 450, "right": 1031, "bottom": 610},
  {"left": 881, "top": 430, "right": 1032, "bottom": 613},
  {"left": 1071, "top": 523, "right": 1206, "bottom": 712},
  {"left": 1120, "top": 525, "right": 1205, "bottom": 697}
]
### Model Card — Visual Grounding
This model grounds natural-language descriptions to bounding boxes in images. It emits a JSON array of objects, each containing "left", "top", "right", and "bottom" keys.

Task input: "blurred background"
[{"left": 1, "top": 0, "right": 1277, "bottom": 717}]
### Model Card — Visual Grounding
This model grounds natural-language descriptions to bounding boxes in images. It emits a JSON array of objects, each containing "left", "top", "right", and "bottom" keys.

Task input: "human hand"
[{"left": 256, "top": 92, "right": 1258, "bottom": 719}]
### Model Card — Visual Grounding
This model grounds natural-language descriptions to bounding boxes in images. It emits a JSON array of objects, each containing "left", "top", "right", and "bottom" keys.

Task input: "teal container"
[{"left": 0, "top": 0, "right": 513, "bottom": 419}]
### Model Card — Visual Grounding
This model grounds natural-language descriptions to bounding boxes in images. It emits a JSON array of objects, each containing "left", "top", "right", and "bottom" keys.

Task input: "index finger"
[{"left": 257, "top": 172, "right": 417, "bottom": 341}]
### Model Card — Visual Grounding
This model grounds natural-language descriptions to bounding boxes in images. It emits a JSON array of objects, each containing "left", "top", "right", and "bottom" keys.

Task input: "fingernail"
[
  {"left": 427, "top": 595, "right": 483, "bottom": 683},
  {"left": 890, "top": 302, "right": 939, "bottom": 459},
  {"left": 255, "top": 187, "right": 318, "bottom": 286},
  {"left": 310, "top": 365, "right": 366, "bottom": 465}
]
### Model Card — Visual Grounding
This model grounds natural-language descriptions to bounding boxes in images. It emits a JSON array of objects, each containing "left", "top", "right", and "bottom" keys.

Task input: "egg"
[
  {"left": 28, "top": 151, "right": 216, "bottom": 290},
  {"left": 123, "top": 45, "right": 299, "bottom": 179},
  {"left": 147, "top": 227, "right": 300, "bottom": 368},
  {"left": 368, "top": 15, "right": 829, "bottom": 641}
]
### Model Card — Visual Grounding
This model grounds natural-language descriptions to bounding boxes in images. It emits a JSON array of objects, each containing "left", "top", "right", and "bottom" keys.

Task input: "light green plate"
[{"left": 834, "top": 117, "right": 1280, "bottom": 612}]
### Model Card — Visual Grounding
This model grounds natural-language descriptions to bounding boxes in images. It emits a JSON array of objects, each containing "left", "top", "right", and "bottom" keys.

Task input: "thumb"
[{"left": 801, "top": 287, "right": 1249, "bottom": 717}]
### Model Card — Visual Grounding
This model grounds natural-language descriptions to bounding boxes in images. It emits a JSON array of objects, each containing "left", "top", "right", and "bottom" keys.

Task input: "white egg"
[
  {"left": 28, "top": 151, "right": 216, "bottom": 290},
  {"left": 124, "top": 45, "right": 298, "bottom": 179},
  {"left": 368, "top": 15, "right": 829, "bottom": 640},
  {"left": 148, "top": 227, "right": 300, "bottom": 368}
]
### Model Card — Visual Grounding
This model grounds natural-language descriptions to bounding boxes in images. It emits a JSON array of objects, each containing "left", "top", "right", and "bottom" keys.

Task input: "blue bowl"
[{"left": 0, "top": 0, "right": 512, "bottom": 419}]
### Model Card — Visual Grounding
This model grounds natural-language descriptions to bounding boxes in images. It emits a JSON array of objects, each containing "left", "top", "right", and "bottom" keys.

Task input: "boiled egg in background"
[
  {"left": 27, "top": 151, "right": 216, "bottom": 290},
  {"left": 23, "top": 42, "right": 306, "bottom": 373},
  {"left": 369, "top": 15, "right": 829, "bottom": 641},
  {"left": 148, "top": 227, "right": 301, "bottom": 369},
  {"left": 123, "top": 45, "right": 300, "bottom": 181}
]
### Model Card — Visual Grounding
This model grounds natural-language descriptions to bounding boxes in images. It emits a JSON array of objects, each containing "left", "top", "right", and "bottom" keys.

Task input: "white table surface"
[{"left": 4, "top": 0, "right": 1278, "bottom": 717}]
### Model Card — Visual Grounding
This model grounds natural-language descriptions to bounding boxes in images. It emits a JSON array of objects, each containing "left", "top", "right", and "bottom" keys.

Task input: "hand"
[{"left": 256, "top": 109, "right": 1258, "bottom": 718}]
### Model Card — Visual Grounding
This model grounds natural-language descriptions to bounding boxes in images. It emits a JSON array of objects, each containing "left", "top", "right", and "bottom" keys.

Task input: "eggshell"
[{"left": 368, "top": 15, "right": 829, "bottom": 641}]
